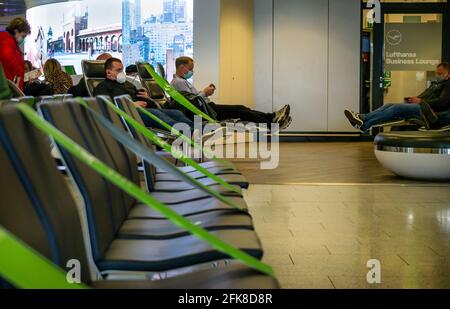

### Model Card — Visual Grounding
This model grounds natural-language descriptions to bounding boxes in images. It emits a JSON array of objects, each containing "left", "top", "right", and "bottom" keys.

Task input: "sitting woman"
[
  {"left": 23, "top": 60, "right": 53, "bottom": 96},
  {"left": 43, "top": 59, "right": 73, "bottom": 94}
]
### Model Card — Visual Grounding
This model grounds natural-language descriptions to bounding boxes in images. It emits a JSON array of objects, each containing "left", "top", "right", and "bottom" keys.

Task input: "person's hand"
[
  {"left": 136, "top": 88, "right": 149, "bottom": 99},
  {"left": 134, "top": 101, "right": 148, "bottom": 108},
  {"left": 408, "top": 97, "right": 422, "bottom": 104},
  {"left": 203, "top": 85, "right": 215, "bottom": 97}
]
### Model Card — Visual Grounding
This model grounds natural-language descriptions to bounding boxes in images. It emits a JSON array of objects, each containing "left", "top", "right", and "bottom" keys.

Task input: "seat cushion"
[
  {"left": 91, "top": 264, "right": 279, "bottom": 289},
  {"left": 150, "top": 189, "right": 242, "bottom": 205},
  {"left": 119, "top": 211, "right": 253, "bottom": 239},
  {"left": 155, "top": 173, "right": 249, "bottom": 189},
  {"left": 156, "top": 161, "right": 236, "bottom": 174},
  {"left": 153, "top": 181, "right": 244, "bottom": 194},
  {"left": 127, "top": 197, "right": 248, "bottom": 219},
  {"left": 156, "top": 168, "right": 242, "bottom": 180},
  {"left": 99, "top": 230, "right": 263, "bottom": 272},
  {"left": 375, "top": 131, "right": 450, "bottom": 149}
]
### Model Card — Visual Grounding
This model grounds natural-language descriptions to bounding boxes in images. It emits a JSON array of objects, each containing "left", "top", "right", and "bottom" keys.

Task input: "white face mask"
[{"left": 116, "top": 72, "right": 127, "bottom": 84}]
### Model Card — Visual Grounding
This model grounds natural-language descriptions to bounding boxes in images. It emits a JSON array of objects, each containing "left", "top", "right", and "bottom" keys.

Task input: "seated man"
[
  {"left": 345, "top": 62, "right": 450, "bottom": 132},
  {"left": 170, "top": 56, "right": 292, "bottom": 130},
  {"left": 94, "top": 58, "right": 194, "bottom": 130},
  {"left": 420, "top": 101, "right": 450, "bottom": 132}
]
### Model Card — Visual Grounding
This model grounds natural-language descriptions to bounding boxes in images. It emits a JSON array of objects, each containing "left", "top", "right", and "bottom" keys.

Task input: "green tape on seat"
[
  {"left": 75, "top": 98, "right": 245, "bottom": 211},
  {"left": 16, "top": 103, "right": 274, "bottom": 277},
  {"left": 98, "top": 97, "right": 242, "bottom": 195},
  {"left": 142, "top": 63, "right": 216, "bottom": 123},
  {"left": 133, "top": 100, "right": 233, "bottom": 168},
  {"left": 0, "top": 227, "right": 88, "bottom": 289}
]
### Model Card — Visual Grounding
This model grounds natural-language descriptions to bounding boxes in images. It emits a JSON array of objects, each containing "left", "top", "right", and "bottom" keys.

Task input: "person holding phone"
[
  {"left": 345, "top": 62, "right": 450, "bottom": 132},
  {"left": 171, "top": 56, "right": 291, "bottom": 129},
  {"left": 0, "top": 17, "right": 31, "bottom": 90}
]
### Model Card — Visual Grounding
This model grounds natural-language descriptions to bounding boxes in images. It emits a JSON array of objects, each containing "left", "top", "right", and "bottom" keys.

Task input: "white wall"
[
  {"left": 254, "top": 0, "right": 361, "bottom": 132},
  {"left": 193, "top": 0, "right": 221, "bottom": 101},
  {"left": 328, "top": 0, "right": 361, "bottom": 132}
]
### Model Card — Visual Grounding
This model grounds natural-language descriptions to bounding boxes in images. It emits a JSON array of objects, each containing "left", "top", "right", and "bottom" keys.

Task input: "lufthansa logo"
[{"left": 386, "top": 30, "right": 402, "bottom": 46}]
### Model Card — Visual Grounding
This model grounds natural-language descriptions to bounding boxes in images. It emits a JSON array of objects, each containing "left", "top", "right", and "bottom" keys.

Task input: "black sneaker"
[
  {"left": 280, "top": 116, "right": 292, "bottom": 130},
  {"left": 344, "top": 110, "right": 364, "bottom": 129},
  {"left": 273, "top": 105, "right": 290, "bottom": 124},
  {"left": 420, "top": 102, "right": 439, "bottom": 130}
]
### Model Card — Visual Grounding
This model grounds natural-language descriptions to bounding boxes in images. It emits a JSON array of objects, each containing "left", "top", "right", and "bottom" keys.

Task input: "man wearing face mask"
[
  {"left": 345, "top": 62, "right": 450, "bottom": 132},
  {"left": 0, "top": 17, "right": 31, "bottom": 90},
  {"left": 171, "top": 56, "right": 292, "bottom": 129},
  {"left": 94, "top": 58, "right": 194, "bottom": 130}
]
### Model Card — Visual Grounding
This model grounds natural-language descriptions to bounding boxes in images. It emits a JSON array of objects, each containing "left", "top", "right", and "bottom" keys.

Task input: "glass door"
[{"left": 371, "top": 3, "right": 449, "bottom": 113}]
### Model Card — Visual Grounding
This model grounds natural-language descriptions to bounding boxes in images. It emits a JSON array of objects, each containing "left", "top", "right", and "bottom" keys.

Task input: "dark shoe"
[
  {"left": 344, "top": 110, "right": 364, "bottom": 129},
  {"left": 273, "top": 105, "right": 290, "bottom": 124},
  {"left": 280, "top": 116, "right": 292, "bottom": 130},
  {"left": 420, "top": 103, "right": 439, "bottom": 130}
]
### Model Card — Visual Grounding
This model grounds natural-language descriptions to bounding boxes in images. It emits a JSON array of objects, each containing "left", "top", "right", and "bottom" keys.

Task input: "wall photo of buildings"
[
  {"left": 25, "top": 0, "right": 193, "bottom": 80},
  {"left": 123, "top": 0, "right": 193, "bottom": 81}
]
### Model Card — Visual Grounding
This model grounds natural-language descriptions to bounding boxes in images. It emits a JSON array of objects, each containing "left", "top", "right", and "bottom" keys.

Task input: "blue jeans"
[
  {"left": 139, "top": 108, "right": 194, "bottom": 130},
  {"left": 361, "top": 103, "right": 421, "bottom": 131}
]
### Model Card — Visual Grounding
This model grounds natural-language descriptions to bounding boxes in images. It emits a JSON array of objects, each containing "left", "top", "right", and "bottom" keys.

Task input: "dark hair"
[
  {"left": 6, "top": 17, "right": 31, "bottom": 36},
  {"left": 104, "top": 58, "right": 122, "bottom": 73},
  {"left": 175, "top": 56, "right": 193, "bottom": 69},
  {"left": 438, "top": 62, "right": 450, "bottom": 71},
  {"left": 24, "top": 60, "right": 34, "bottom": 71},
  {"left": 125, "top": 64, "right": 137, "bottom": 74}
]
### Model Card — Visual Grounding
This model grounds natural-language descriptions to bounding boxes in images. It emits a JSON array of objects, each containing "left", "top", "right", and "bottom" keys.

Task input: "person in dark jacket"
[
  {"left": 345, "top": 62, "right": 450, "bottom": 132},
  {"left": 0, "top": 17, "right": 31, "bottom": 90},
  {"left": 94, "top": 58, "right": 194, "bottom": 130}
]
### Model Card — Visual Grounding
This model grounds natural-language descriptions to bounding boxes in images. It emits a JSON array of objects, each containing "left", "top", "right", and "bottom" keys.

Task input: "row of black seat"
[{"left": 0, "top": 95, "right": 279, "bottom": 289}]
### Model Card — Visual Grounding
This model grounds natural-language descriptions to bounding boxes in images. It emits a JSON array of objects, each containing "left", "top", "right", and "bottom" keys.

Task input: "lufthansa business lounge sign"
[{"left": 385, "top": 23, "right": 442, "bottom": 71}]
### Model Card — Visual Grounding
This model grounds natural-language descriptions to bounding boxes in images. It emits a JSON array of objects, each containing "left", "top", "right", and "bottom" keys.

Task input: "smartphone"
[
  {"left": 210, "top": 83, "right": 216, "bottom": 90},
  {"left": 404, "top": 97, "right": 411, "bottom": 103}
]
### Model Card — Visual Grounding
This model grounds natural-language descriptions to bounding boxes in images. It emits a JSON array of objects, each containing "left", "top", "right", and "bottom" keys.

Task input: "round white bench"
[{"left": 374, "top": 132, "right": 450, "bottom": 181}]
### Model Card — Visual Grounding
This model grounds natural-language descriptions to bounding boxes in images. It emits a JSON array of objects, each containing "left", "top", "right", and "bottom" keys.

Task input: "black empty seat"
[
  {"left": 0, "top": 103, "right": 279, "bottom": 289},
  {"left": 96, "top": 95, "right": 250, "bottom": 190},
  {"left": 136, "top": 62, "right": 169, "bottom": 108},
  {"left": 37, "top": 100, "right": 265, "bottom": 273},
  {"left": 81, "top": 60, "right": 106, "bottom": 97}
]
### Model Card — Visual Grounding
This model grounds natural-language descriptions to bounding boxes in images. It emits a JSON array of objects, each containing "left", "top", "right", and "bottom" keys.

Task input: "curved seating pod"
[{"left": 374, "top": 132, "right": 450, "bottom": 181}]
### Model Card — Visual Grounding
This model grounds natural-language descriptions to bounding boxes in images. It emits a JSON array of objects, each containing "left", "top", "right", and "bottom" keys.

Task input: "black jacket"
[
  {"left": 418, "top": 79, "right": 450, "bottom": 112},
  {"left": 93, "top": 78, "right": 158, "bottom": 108}
]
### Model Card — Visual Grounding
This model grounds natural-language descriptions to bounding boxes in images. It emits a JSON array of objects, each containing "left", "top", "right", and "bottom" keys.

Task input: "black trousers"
[{"left": 209, "top": 102, "right": 275, "bottom": 124}]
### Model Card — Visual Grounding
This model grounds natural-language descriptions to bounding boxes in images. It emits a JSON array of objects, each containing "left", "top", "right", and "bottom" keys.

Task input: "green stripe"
[
  {"left": 75, "top": 98, "right": 245, "bottom": 212},
  {"left": 0, "top": 227, "right": 88, "bottom": 289},
  {"left": 16, "top": 103, "right": 274, "bottom": 277},
  {"left": 134, "top": 101, "right": 233, "bottom": 168},
  {"left": 100, "top": 97, "right": 242, "bottom": 195},
  {"left": 142, "top": 63, "right": 216, "bottom": 123}
]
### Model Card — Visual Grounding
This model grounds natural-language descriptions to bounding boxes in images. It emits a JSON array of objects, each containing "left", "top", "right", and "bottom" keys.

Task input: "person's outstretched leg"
[
  {"left": 361, "top": 103, "right": 421, "bottom": 130},
  {"left": 161, "top": 109, "right": 194, "bottom": 128},
  {"left": 209, "top": 103, "right": 275, "bottom": 124},
  {"left": 138, "top": 108, "right": 180, "bottom": 130}
]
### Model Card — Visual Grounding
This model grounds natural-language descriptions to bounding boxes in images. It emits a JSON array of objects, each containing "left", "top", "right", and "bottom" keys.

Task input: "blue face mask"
[{"left": 184, "top": 70, "right": 193, "bottom": 79}]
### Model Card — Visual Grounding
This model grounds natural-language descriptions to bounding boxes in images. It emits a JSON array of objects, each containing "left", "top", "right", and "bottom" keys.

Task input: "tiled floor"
[{"left": 244, "top": 184, "right": 450, "bottom": 289}]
